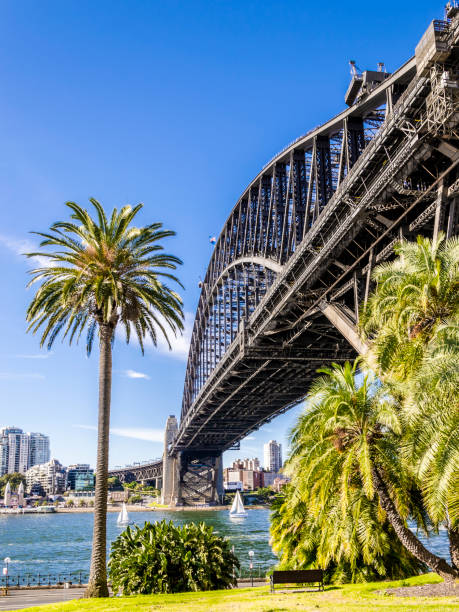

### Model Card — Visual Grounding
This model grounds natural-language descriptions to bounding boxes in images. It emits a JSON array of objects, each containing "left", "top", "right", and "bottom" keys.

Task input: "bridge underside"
[
  {"left": 175, "top": 320, "right": 356, "bottom": 452},
  {"left": 115, "top": 13, "right": 459, "bottom": 506},
  {"left": 173, "top": 14, "right": 459, "bottom": 477}
]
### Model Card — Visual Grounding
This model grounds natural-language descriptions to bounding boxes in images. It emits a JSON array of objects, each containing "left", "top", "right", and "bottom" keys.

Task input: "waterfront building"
[
  {"left": 2, "top": 427, "right": 30, "bottom": 474},
  {"left": 29, "top": 482, "right": 45, "bottom": 497},
  {"left": 272, "top": 475, "right": 290, "bottom": 491},
  {"left": 66, "top": 464, "right": 95, "bottom": 491},
  {"left": 29, "top": 433, "right": 50, "bottom": 467},
  {"left": 0, "top": 427, "right": 50, "bottom": 475},
  {"left": 223, "top": 480, "right": 243, "bottom": 491},
  {"left": 242, "top": 469, "right": 263, "bottom": 490},
  {"left": 262, "top": 471, "right": 277, "bottom": 487},
  {"left": 263, "top": 440, "right": 282, "bottom": 472},
  {"left": 223, "top": 466, "right": 264, "bottom": 491},
  {"left": 231, "top": 457, "right": 261, "bottom": 471},
  {"left": 25, "top": 459, "right": 66, "bottom": 495}
]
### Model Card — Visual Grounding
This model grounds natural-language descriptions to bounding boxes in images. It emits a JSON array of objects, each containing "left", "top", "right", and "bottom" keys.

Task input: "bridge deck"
[{"left": 174, "top": 12, "right": 459, "bottom": 455}]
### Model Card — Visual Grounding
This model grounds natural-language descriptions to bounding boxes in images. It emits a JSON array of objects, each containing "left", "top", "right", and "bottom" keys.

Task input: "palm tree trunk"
[
  {"left": 85, "top": 323, "right": 113, "bottom": 598},
  {"left": 448, "top": 527, "right": 459, "bottom": 570},
  {"left": 371, "top": 467, "right": 458, "bottom": 582}
]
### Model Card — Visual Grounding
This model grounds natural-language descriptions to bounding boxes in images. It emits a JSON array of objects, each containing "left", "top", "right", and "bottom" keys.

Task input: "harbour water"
[
  {"left": 0, "top": 509, "right": 277, "bottom": 576},
  {"left": 0, "top": 509, "right": 450, "bottom": 577}
]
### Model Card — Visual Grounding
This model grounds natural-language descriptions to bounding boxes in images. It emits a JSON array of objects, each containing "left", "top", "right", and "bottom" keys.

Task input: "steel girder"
[
  {"left": 108, "top": 461, "right": 162, "bottom": 484},
  {"left": 176, "top": 14, "right": 459, "bottom": 454}
]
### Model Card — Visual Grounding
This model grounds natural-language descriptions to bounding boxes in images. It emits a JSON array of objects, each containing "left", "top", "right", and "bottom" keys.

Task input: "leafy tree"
[
  {"left": 361, "top": 234, "right": 459, "bottom": 566},
  {"left": 107, "top": 476, "right": 121, "bottom": 490},
  {"left": 254, "top": 487, "right": 275, "bottom": 504},
  {"left": 129, "top": 494, "right": 143, "bottom": 504},
  {"left": 361, "top": 234, "right": 458, "bottom": 380},
  {"left": 271, "top": 486, "right": 426, "bottom": 583},
  {"left": 283, "top": 361, "right": 458, "bottom": 581},
  {"left": 25, "top": 199, "right": 184, "bottom": 597},
  {"left": 123, "top": 482, "right": 139, "bottom": 490},
  {"left": 109, "top": 520, "right": 239, "bottom": 594},
  {"left": 0, "top": 473, "right": 26, "bottom": 496}
]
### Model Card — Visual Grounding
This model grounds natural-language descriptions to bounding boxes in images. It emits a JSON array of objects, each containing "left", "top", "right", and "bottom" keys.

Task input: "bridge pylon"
[
  {"left": 161, "top": 415, "right": 179, "bottom": 505},
  {"left": 177, "top": 450, "right": 223, "bottom": 506},
  {"left": 161, "top": 417, "right": 223, "bottom": 506}
]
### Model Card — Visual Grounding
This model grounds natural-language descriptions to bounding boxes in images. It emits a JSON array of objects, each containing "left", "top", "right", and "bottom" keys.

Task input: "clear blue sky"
[{"left": 0, "top": 0, "right": 441, "bottom": 469}]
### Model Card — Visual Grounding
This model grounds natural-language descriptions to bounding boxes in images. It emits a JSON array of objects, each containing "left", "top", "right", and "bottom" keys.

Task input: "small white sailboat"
[
  {"left": 117, "top": 502, "right": 131, "bottom": 526},
  {"left": 229, "top": 490, "right": 248, "bottom": 519}
]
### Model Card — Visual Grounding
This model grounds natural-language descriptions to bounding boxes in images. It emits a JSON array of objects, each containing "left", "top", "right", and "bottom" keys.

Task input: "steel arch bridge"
[{"left": 157, "top": 9, "right": 459, "bottom": 505}]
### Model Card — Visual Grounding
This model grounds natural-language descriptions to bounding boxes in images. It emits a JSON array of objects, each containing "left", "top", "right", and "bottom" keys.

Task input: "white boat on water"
[
  {"left": 117, "top": 502, "right": 131, "bottom": 526},
  {"left": 229, "top": 490, "right": 248, "bottom": 519}
]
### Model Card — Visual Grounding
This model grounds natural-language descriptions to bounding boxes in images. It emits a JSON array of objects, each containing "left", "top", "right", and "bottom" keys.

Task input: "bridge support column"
[
  {"left": 178, "top": 451, "right": 223, "bottom": 506},
  {"left": 161, "top": 415, "right": 179, "bottom": 505}
]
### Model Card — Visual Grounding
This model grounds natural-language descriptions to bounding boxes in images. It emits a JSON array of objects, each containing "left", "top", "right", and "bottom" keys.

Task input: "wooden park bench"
[{"left": 270, "top": 569, "right": 324, "bottom": 593}]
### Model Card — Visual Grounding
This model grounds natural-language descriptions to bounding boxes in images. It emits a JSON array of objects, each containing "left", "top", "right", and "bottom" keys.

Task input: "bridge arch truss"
[{"left": 172, "top": 13, "right": 459, "bottom": 498}]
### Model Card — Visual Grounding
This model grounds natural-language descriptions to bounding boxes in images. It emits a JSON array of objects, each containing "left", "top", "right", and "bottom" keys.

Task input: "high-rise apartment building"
[
  {"left": 29, "top": 433, "right": 50, "bottom": 467},
  {"left": 263, "top": 440, "right": 282, "bottom": 472},
  {"left": 1, "top": 427, "right": 22, "bottom": 475},
  {"left": 0, "top": 427, "right": 50, "bottom": 476}
]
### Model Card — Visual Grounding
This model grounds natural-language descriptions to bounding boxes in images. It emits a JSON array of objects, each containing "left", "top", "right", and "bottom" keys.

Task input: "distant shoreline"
[{"left": 55, "top": 504, "right": 267, "bottom": 513}]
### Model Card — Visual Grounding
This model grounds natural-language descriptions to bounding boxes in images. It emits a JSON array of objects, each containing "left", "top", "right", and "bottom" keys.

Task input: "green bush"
[
  {"left": 129, "top": 494, "right": 143, "bottom": 504},
  {"left": 108, "top": 520, "right": 239, "bottom": 594}
]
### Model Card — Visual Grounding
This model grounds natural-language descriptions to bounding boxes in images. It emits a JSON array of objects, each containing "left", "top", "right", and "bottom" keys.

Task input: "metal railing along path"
[{"left": 0, "top": 572, "right": 89, "bottom": 588}]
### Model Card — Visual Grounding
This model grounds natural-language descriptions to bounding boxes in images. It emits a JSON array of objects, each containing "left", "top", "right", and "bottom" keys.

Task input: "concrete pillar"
[{"left": 160, "top": 415, "right": 179, "bottom": 505}]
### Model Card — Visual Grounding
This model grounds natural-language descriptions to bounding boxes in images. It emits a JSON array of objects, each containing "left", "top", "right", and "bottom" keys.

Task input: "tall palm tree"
[
  {"left": 270, "top": 485, "right": 426, "bottom": 583},
  {"left": 403, "top": 323, "right": 459, "bottom": 567},
  {"left": 360, "top": 234, "right": 459, "bottom": 565},
  {"left": 26, "top": 199, "right": 184, "bottom": 597},
  {"left": 285, "top": 361, "right": 458, "bottom": 581},
  {"left": 360, "top": 233, "right": 458, "bottom": 380}
]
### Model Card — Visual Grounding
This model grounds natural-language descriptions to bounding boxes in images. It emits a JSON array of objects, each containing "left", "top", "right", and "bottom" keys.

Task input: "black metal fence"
[
  {"left": 236, "top": 565, "right": 269, "bottom": 580},
  {"left": 0, "top": 572, "right": 89, "bottom": 588},
  {"left": 0, "top": 567, "right": 268, "bottom": 588}
]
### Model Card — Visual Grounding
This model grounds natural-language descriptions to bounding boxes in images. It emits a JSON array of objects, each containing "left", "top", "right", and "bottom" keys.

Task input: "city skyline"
[
  {"left": 0, "top": 0, "right": 439, "bottom": 470},
  {"left": 1, "top": 426, "right": 50, "bottom": 476},
  {"left": 0, "top": 423, "right": 284, "bottom": 472}
]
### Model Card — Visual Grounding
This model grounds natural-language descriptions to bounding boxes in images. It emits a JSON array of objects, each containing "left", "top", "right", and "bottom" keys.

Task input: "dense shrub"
[{"left": 108, "top": 520, "right": 239, "bottom": 594}]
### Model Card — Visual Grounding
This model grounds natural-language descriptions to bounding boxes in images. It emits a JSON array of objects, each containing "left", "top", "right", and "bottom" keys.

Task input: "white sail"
[
  {"left": 229, "top": 490, "right": 247, "bottom": 517},
  {"left": 117, "top": 502, "right": 130, "bottom": 525}
]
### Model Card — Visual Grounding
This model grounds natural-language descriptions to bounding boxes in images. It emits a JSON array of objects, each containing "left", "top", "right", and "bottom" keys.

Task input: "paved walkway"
[
  {"left": 0, "top": 588, "right": 86, "bottom": 610},
  {"left": 0, "top": 580, "right": 267, "bottom": 611}
]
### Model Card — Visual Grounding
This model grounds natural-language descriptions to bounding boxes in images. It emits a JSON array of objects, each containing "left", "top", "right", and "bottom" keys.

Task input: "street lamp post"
[
  {"left": 3, "top": 557, "right": 11, "bottom": 594},
  {"left": 248, "top": 550, "right": 254, "bottom": 587}
]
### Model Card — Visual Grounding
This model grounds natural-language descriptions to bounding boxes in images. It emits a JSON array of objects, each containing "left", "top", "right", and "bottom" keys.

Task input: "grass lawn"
[{"left": 21, "top": 574, "right": 458, "bottom": 612}]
